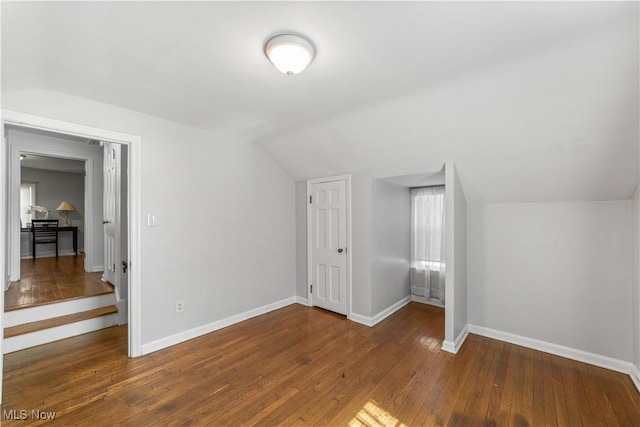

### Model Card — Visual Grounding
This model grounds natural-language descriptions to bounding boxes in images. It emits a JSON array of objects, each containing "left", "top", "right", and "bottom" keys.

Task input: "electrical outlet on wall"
[{"left": 176, "top": 300, "right": 184, "bottom": 313}]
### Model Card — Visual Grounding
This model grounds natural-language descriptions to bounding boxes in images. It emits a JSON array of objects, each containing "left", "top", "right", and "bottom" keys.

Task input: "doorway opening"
[
  {"left": 410, "top": 185, "right": 446, "bottom": 308},
  {"left": 306, "top": 175, "right": 352, "bottom": 317},
  {"left": 3, "top": 125, "right": 129, "bottom": 353},
  {"left": 1, "top": 110, "right": 142, "bottom": 367},
  {"left": 8, "top": 149, "right": 114, "bottom": 311}
]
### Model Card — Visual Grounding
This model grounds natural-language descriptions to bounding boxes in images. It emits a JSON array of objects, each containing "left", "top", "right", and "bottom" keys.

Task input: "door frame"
[
  {"left": 306, "top": 174, "right": 352, "bottom": 319},
  {"left": 102, "top": 142, "right": 121, "bottom": 288},
  {"left": 1, "top": 110, "right": 142, "bottom": 361},
  {"left": 8, "top": 144, "right": 95, "bottom": 278}
]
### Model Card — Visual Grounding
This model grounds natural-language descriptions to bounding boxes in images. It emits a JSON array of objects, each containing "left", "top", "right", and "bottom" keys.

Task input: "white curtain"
[{"left": 410, "top": 186, "right": 446, "bottom": 303}]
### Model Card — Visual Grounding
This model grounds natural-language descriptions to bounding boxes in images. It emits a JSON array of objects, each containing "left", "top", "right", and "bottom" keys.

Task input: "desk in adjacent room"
[{"left": 21, "top": 226, "right": 79, "bottom": 255}]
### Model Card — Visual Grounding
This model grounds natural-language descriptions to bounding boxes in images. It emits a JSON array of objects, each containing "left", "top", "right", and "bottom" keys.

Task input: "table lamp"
[{"left": 56, "top": 201, "right": 75, "bottom": 227}]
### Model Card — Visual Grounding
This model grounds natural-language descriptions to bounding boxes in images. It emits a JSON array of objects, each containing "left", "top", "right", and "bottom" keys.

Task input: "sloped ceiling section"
[{"left": 2, "top": 2, "right": 638, "bottom": 202}]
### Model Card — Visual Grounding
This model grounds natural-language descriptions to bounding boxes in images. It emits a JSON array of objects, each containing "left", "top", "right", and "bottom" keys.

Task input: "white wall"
[
  {"left": 8, "top": 127, "right": 104, "bottom": 273},
  {"left": 349, "top": 173, "right": 373, "bottom": 317},
  {"left": 3, "top": 89, "right": 296, "bottom": 346},
  {"left": 20, "top": 167, "right": 85, "bottom": 257},
  {"left": 295, "top": 180, "right": 308, "bottom": 299},
  {"left": 468, "top": 200, "right": 633, "bottom": 362},
  {"left": 371, "top": 179, "right": 411, "bottom": 315}
]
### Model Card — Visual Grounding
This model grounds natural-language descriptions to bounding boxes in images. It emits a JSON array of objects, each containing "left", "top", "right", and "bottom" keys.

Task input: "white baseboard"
[
  {"left": 630, "top": 364, "right": 640, "bottom": 393},
  {"left": 3, "top": 313, "right": 118, "bottom": 354},
  {"left": 411, "top": 295, "right": 445, "bottom": 308},
  {"left": 349, "top": 295, "right": 412, "bottom": 328},
  {"left": 372, "top": 295, "right": 411, "bottom": 325},
  {"left": 295, "top": 296, "right": 309, "bottom": 306},
  {"left": 140, "top": 296, "right": 297, "bottom": 355},
  {"left": 349, "top": 312, "right": 373, "bottom": 327},
  {"left": 469, "top": 324, "right": 639, "bottom": 393},
  {"left": 20, "top": 250, "right": 78, "bottom": 259},
  {"left": 441, "top": 324, "right": 469, "bottom": 354}
]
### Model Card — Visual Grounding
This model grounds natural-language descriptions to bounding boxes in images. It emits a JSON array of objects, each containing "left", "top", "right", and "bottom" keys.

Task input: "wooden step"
[{"left": 4, "top": 306, "right": 118, "bottom": 338}]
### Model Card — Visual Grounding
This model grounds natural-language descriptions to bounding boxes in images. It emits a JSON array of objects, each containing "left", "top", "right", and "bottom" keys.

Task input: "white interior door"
[
  {"left": 102, "top": 142, "right": 120, "bottom": 287},
  {"left": 310, "top": 179, "right": 347, "bottom": 315}
]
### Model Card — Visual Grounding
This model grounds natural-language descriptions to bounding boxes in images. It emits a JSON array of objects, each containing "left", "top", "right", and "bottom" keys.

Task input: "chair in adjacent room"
[{"left": 31, "top": 219, "right": 59, "bottom": 259}]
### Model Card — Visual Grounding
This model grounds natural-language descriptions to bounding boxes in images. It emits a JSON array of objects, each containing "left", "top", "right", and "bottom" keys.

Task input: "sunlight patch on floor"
[
  {"left": 419, "top": 336, "right": 441, "bottom": 350},
  {"left": 349, "top": 401, "right": 407, "bottom": 427}
]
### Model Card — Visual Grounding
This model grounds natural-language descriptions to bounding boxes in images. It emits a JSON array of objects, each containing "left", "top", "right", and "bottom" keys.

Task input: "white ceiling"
[{"left": 2, "top": 1, "right": 638, "bottom": 202}]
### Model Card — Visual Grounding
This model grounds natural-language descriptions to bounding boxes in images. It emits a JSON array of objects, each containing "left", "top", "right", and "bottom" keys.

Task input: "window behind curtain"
[
  {"left": 20, "top": 182, "right": 36, "bottom": 227},
  {"left": 410, "top": 185, "right": 446, "bottom": 302}
]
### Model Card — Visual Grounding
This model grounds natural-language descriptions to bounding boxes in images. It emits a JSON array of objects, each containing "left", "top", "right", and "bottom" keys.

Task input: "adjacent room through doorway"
[{"left": 3, "top": 124, "right": 130, "bottom": 354}]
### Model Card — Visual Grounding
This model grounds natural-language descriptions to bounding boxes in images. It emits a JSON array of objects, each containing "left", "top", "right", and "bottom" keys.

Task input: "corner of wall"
[{"left": 441, "top": 323, "right": 469, "bottom": 354}]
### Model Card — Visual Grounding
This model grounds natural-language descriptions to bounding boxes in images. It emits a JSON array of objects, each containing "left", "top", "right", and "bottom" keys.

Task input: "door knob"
[
  {"left": 102, "top": 220, "right": 109, "bottom": 224},
  {"left": 337, "top": 248, "right": 344, "bottom": 253}
]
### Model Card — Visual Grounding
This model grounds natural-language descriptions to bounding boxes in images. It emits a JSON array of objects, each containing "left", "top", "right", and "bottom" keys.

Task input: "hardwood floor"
[
  {"left": 2, "top": 302, "right": 639, "bottom": 426},
  {"left": 4, "top": 257, "right": 114, "bottom": 311}
]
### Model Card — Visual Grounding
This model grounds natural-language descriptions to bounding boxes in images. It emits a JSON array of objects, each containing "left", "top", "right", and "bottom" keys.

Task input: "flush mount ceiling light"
[{"left": 264, "top": 33, "right": 315, "bottom": 76}]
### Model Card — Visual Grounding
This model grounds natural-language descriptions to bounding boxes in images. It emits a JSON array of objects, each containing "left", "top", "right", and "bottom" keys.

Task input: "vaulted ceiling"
[{"left": 2, "top": 1, "right": 638, "bottom": 202}]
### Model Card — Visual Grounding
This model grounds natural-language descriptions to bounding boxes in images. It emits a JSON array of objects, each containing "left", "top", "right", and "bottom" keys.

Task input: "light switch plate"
[{"left": 147, "top": 214, "right": 157, "bottom": 226}]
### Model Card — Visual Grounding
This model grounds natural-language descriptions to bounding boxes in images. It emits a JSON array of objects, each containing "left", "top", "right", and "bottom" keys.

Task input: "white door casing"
[
  {"left": 309, "top": 179, "right": 348, "bottom": 315},
  {"left": 0, "top": 121, "right": 6, "bottom": 402},
  {"left": 102, "top": 142, "right": 120, "bottom": 289},
  {"left": 8, "top": 145, "right": 95, "bottom": 280}
]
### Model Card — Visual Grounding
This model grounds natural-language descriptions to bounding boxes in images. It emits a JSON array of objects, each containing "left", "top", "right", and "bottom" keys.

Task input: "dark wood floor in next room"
[
  {"left": 5, "top": 256, "right": 113, "bottom": 311},
  {"left": 2, "top": 302, "right": 639, "bottom": 426}
]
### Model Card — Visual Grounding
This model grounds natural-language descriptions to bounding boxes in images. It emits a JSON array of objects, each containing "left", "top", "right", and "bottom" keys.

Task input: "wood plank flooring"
[
  {"left": 2, "top": 302, "right": 639, "bottom": 426},
  {"left": 5, "top": 257, "right": 114, "bottom": 311}
]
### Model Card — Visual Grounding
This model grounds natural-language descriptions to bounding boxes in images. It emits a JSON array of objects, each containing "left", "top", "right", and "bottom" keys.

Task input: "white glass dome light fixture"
[{"left": 264, "top": 33, "right": 315, "bottom": 76}]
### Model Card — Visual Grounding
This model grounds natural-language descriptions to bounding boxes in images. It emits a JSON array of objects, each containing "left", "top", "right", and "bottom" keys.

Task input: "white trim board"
[
  {"left": 349, "top": 295, "right": 411, "bottom": 328},
  {"left": 469, "top": 325, "right": 640, "bottom": 394},
  {"left": 141, "top": 297, "right": 297, "bottom": 355},
  {"left": 441, "top": 324, "right": 469, "bottom": 354}
]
